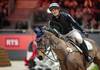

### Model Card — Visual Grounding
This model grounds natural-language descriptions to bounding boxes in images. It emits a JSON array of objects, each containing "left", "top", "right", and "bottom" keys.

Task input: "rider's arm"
[
  {"left": 49, "top": 20, "right": 62, "bottom": 33},
  {"left": 67, "top": 14, "right": 84, "bottom": 32},
  {"left": 62, "top": 12, "right": 84, "bottom": 32},
  {"left": 48, "top": 21, "right": 61, "bottom": 37}
]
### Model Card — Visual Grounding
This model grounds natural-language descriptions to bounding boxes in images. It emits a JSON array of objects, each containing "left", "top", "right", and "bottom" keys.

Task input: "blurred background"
[
  {"left": 0, "top": 0, "right": 100, "bottom": 60},
  {"left": 0, "top": 0, "right": 99, "bottom": 70}
]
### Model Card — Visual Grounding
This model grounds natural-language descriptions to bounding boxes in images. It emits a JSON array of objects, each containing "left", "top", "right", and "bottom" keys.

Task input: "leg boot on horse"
[{"left": 79, "top": 40, "right": 93, "bottom": 63}]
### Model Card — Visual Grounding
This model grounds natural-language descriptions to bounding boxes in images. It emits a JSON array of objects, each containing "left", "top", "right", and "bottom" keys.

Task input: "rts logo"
[{"left": 6, "top": 38, "right": 19, "bottom": 47}]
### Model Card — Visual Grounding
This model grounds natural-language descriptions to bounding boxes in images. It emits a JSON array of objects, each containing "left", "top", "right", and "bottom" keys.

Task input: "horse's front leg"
[
  {"left": 66, "top": 53, "right": 86, "bottom": 70},
  {"left": 59, "top": 60, "right": 68, "bottom": 70}
]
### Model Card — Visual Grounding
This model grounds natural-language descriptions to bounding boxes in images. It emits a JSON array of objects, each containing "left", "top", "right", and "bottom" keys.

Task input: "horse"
[{"left": 38, "top": 30, "right": 100, "bottom": 70}]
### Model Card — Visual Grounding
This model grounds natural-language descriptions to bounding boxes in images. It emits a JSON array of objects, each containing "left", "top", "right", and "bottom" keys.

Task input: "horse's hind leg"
[{"left": 94, "top": 48, "right": 100, "bottom": 69}]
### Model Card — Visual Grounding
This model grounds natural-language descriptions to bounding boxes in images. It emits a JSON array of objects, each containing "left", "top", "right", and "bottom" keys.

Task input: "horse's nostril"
[{"left": 37, "top": 55, "right": 43, "bottom": 60}]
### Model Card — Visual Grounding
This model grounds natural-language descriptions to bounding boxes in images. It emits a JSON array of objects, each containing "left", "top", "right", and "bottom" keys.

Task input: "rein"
[{"left": 38, "top": 44, "right": 58, "bottom": 62}]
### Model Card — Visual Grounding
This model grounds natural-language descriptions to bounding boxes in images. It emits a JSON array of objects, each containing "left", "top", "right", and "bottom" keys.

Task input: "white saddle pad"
[{"left": 84, "top": 40, "right": 93, "bottom": 51}]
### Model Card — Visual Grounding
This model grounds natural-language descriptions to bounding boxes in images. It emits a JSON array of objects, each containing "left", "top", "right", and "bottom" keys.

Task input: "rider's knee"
[{"left": 75, "top": 36, "right": 83, "bottom": 44}]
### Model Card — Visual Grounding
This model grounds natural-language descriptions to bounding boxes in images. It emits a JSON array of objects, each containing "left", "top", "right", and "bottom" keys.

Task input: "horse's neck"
[
  {"left": 50, "top": 35, "right": 62, "bottom": 44},
  {"left": 50, "top": 35, "right": 69, "bottom": 50}
]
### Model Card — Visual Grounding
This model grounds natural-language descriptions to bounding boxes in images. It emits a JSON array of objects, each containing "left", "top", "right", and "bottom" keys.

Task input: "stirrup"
[{"left": 87, "top": 56, "right": 94, "bottom": 63}]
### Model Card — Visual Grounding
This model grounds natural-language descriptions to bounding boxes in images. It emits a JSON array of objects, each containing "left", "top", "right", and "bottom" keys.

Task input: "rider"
[{"left": 47, "top": 3, "right": 93, "bottom": 62}]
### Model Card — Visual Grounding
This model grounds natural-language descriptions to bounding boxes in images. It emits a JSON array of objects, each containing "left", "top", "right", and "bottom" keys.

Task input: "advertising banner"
[{"left": 0, "top": 34, "right": 36, "bottom": 50}]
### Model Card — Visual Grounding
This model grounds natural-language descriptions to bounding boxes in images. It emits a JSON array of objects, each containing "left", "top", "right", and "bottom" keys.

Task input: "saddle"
[{"left": 59, "top": 35, "right": 93, "bottom": 53}]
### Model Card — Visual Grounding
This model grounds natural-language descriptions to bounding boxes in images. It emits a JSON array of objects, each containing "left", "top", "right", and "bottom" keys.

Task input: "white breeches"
[{"left": 66, "top": 29, "right": 83, "bottom": 44}]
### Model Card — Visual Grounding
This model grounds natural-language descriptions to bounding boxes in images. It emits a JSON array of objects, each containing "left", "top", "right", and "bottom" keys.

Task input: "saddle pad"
[{"left": 84, "top": 40, "right": 93, "bottom": 51}]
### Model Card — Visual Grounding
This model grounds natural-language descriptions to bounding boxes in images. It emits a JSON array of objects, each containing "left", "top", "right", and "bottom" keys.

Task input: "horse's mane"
[{"left": 43, "top": 31, "right": 65, "bottom": 45}]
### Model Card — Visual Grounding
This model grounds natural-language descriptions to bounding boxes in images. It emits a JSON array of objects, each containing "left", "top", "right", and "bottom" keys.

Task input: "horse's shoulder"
[{"left": 65, "top": 41, "right": 78, "bottom": 52}]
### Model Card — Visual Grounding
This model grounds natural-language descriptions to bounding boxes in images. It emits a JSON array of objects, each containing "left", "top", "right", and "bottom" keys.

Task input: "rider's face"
[{"left": 51, "top": 8, "right": 60, "bottom": 16}]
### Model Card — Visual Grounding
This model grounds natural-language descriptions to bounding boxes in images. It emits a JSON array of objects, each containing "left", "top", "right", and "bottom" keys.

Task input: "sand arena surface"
[{"left": 0, "top": 61, "right": 28, "bottom": 70}]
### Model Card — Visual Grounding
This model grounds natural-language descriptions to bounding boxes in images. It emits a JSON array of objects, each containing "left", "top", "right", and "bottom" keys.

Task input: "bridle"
[{"left": 37, "top": 35, "right": 59, "bottom": 62}]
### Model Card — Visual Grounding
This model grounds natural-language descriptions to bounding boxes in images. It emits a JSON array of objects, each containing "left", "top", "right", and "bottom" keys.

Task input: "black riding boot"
[{"left": 79, "top": 40, "right": 93, "bottom": 62}]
